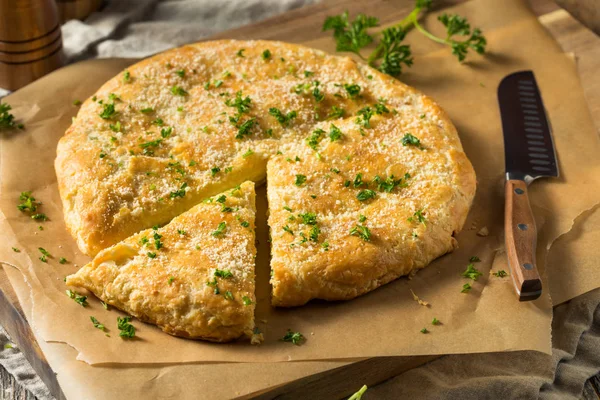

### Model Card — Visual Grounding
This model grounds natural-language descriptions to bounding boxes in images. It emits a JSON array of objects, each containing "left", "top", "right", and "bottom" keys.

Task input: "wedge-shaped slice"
[{"left": 66, "top": 181, "right": 257, "bottom": 342}]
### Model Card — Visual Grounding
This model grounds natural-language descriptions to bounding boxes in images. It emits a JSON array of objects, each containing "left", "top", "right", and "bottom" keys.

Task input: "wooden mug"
[{"left": 0, "top": 0, "right": 66, "bottom": 91}]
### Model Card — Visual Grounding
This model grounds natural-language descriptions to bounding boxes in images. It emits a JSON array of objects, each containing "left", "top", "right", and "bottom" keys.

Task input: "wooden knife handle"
[{"left": 505, "top": 179, "right": 542, "bottom": 301}]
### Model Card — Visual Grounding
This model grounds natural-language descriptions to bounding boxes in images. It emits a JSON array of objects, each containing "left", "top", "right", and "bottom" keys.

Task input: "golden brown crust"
[
  {"left": 65, "top": 182, "right": 257, "bottom": 341},
  {"left": 57, "top": 40, "right": 476, "bottom": 308}
]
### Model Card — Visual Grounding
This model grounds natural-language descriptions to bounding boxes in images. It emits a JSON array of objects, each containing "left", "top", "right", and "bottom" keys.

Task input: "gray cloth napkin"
[{"left": 2, "top": 1, "right": 600, "bottom": 399}]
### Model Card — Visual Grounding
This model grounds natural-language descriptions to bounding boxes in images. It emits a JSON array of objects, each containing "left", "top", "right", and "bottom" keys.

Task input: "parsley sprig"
[
  {"left": 0, "top": 102, "right": 24, "bottom": 130},
  {"left": 323, "top": 0, "right": 486, "bottom": 76}
]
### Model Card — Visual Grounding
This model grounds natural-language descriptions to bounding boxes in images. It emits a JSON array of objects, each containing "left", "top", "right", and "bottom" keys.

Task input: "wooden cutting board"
[{"left": 1, "top": 0, "right": 599, "bottom": 399}]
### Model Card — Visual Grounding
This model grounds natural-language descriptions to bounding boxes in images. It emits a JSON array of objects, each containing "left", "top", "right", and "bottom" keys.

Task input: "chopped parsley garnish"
[
  {"left": 99, "top": 102, "right": 117, "bottom": 119},
  {"left": 12, "top": 247, "right": 20, "bottom": 252},
  {"left": 461, "top": 283, "right": 472, "bottom": 293},
  {"left": 38, "top": 247, "right": 51, "bottom": 262},
  {"left": 240, "top": 221, "right": 250, "bottom": 228},
  {"left": 373, "top": 174, "right": 408, "bottom": 192},
  {"left": 212, "top": 222, "right": 227, "bottom": 237},
  {"left": 236, "top": 48, "right": 245, "bottom": 57},
  {"left": 224, "top": 291, "right": 234, "bottom": 300},
  {"left": 31, "top": 213, "right": 48, "bottom": 221},
  {"left": 329, "top": 124, "right": 343, "bottom": 141},
  {"left": 66, "top": 290, "right": 88, "bottom": 307},
  {"left": 408, "top": 209, "right": 426, "bottom": 224},
  {"left": 432, "top": 318, "right": 440, "bottom": 325},
  {"left": 109, "top": 121, "right": 121, "bottom": 132},
  {"left": 242, "top": 149, "right": 254, "bottom": 158},
  {"left": 216, "top": 195, "right": 227, "bottom": 203},
  {"left": 343, "top": 83, "right": 361, "bottom": 98},
  {"left": 73, "top": 100, "right": 82, "bottom": 106},
  {"left": 169, "top": 182, "right": 188, "bottom": 199},
  {"left": 281, "top": 329, "right": 305, "bottom": 345},
  {"left": 242, "top": 296, "right": 253, "bottom": 305},
  {"left": 283, "top": 206, "right": 293, "bottom": 212},
  {"left": 90, "top": 316, "right": 105, "bottom": 331},
  {"left": 59, "top": 257, "right": 68, "bottom": 264},
  {"left": 359, "top": 214, "right": 367, "bottom": 222},
  {"left": 262, "top": 49, "right": 271, "bottom": 60},
  {"left": 117, "top": 316, "right": 135, "bottom": 338},
  {"left": 226, "top": 91, "right": 252, "bottom": 123},
  {"left": 101, "top": 301, "right": 109, "bottom": 310},
  {"left": 309, "top": 225, "right": 320, "bottom": 242},
  {"left": 462, "top": 264, "right": 482, "bottom": 280},
  {"left": 211, "top": 167, "right": 221, "bottom": 176},
  {"left": 236, "top": 117, "right": 256, "bottom": 139},
  {"left": 306, "top": 128, "right": 324, "bottom": 150},
  {"left": 123, "top": 70, "right": 131, "bottom": 82},
  {"left": 322, "top": 241, "right": 330, "bottom": 251},
  {"left": 140, "top": 107, "right": 154, "bottom": 114},
  {"left": 469, "top": 256, "right": 481, "bottom": 262},
  {"left": 268, "top": 107, "right": 297, "bottom": 127},
  {"left": 17, "top": 191, "right": 40, "bottom": 212},
  {"left": 420, "top": 328, "right": 429, "bottom": 334},
  {"left": 304, "top": 70, "right": 314, "bottom": 77},
  {"left": 160, "top": 127, "right": 173, "bottom": 138},
  {"left": 356, "top": 107, "right": 374, "bottom": 128},
  {"left": 493, "top": 270, "right": 508, "bottom": 278},
  {"left": 171, "top": 86, "right": 188, "bottom": 96},
  {"left": 327, "top": 105, "right": 345, "bottom": 119},
  {"left": 350, "top": 224, "right": 371, "bottom": 241},
  {"left": 175, "top": 69, "right": 185, "bottom": 78},
  {"left": 401, "top": 133, "right": 423, "bottom": 149},
  {"left": 167, "top": 276, "right": 175, "bottom": 285},
  {"left": 147, "top": 252, "right": 157, "bottom": 258},
  {"left": 139, "top": 139, "right": 162, "bottom": 155},
  {"left": 177, "top": 229, "right": 186, "bottom": 235},
  {"left": 206, "top": 277, "right": 220, "bottom": 294},
  {"left": 356, "top": 189, "right": 376, "bottom": 201},
  {"left": 353, "top": 173, "right": 365, "bottom": 187},
  {"left": 283, "top": 225, "right": 294, "bottom": 235},
  {"left": 0, "top": 103, "right": 24, "bottom": 129},
  {"left": 214, "top": 269, "right": 233, "bottom": 279},
  {"left": 295, "top": 174, "right": 307, "bottom": 186},
  {"left": 298, "top": 212, "right": 317, "bottom": 225}
]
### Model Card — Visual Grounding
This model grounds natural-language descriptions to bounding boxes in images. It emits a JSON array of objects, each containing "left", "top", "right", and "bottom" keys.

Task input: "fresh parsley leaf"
[
  {"left": 420, "top": 328, "right": 429, "bottom": 334},
  {"left": 461, "top": 283, "right": 472, "bottom": 293},
  {"left": 309, "top": 225, "right": 320, "bottom": 242},
  {"left": 214, "top": 269, "right": 233, "bottom": 279},
  {"left": 329, "top": 124, "right": 343, "bottom": 141},
  {"left": 343, "top": 83, "right": 361, "bottom": 98},
  {"left": 295, "top": 174, "right": 307, "bottom": 186},
  {"left": 356, "top": 106, "right": 374, "bottom": 128},
  {"left": 469, "top": 256, "right": 481, "bottom": 263},
  {"left": 269, "top": 107, "right": 297, "bottom": 127},
  {"left": 356, "top": 189, "right": 376, "bottom": 201},
  {"left": 211, "top": 167, "right": 221, "bottom": 177},
  {"left": 236, "top": 48, "right": 245, "bottom": 57},
  {"left": 493, "top": 270, "right": 508, "bottom": 278},
  {"left": 262, "top": 49, "right": 271, "bottom": 60},
  {"left": 298, "top": 212, "right": 317, "bottom": 225},
  {"left": 90, "top": 316, "right": 105, "bottom": 331},
  {"left": 212, "top": 222, "right": 227, "bottom": 237},
  {"left": 350, "top": 224, "right": 371, "bottom": 241},
  {"left": 123, "top": 70, "right": 131, "bottom": 82},
  {"left": 59, "top": 257, "right": 68, "bottom": 264},
  {"left": 408, "top": 209, "right": 426, "bottom": 224},
  {"left": 322, "top": 12, "right": 378, "bottom": 56},
  {"left": 73, "top": 99, "right": 82, "bottom": 106},
  {"left": 12, "top": 247, "right": 20, "bottom": 252},
  {"left": 0, "top": 102, "right": 24, "bottom": 130},
  {"left": 17, "top": 191, "right": 40, "bottom": 212},
  {"left": 327, "top": 105, "right": 345, "bottom": 119},
  {"left": 160, "top": 127, "right": 173, "bottom": 138},
  {"left": 117, "top": 316, "right": 135, "bottom": 338},
  {"left": 240, "top": 221, "right": 250, "bottom": 228},
  {"left": 235, "top": 117, "right": 255, "bottom": 139},
  {"left": 224, "top": 291, "right": 234, "bottom": 300},
  {"left": 170, "top": 86, "right": 188, "bottom": 96},
  {"left": 359, "top": 214, "right": 367, "bottom": 222},
  {"left": 306, "top": 128, "right": 324, "bottom": 150},
  {"left": 401, "top": 133, "right": 423, "bottom": 148},
  {"left": 66, "top": 290, "right": 88, "bottom": 307},
  {"left": 147, "top": 252, "right": 157, "bottom": 258},
  {"left": 175, "top": 69, "right": 185, "bottom": 78},
  {"left": 283, "top": 225, "right": 294, "bottom": 235},
  {"left": 281, "top": 329, "right": 305, "bottom": 345},
  {"left": 432, "top": 317, "right": 440, "bottom": 325},
  {"left": 462, "top": 263, "right": 482, "bottom": 280},
  {"left": 169, "top": 182, "right": 188, "bottom": 199},
  {"left": 99, "top": 102, "right": 117, "bottom": 119},
  {"left": 377, "top": 26, "right": 413, "bottom": 76},
  {"left": 242, "top": 296, "right": 253, "bottom": 305},
  {"left": 242, "top": 149, "right": 254, "bottom": 158}
]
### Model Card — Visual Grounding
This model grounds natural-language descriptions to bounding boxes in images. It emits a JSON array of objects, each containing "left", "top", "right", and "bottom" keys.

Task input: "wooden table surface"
[{"left": 1, "top": 0, "right": 600, "bottom": 399}]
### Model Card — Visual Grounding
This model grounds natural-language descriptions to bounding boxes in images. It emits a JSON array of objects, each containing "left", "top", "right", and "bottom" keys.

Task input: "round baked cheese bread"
[{"left": 56, "top": 39, "right": 476, "bottom": 308}]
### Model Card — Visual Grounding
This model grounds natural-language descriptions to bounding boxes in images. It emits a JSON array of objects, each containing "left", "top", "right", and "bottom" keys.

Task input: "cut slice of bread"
[{"left": 65, "top": 181, "right": 257, "bottom": 342}]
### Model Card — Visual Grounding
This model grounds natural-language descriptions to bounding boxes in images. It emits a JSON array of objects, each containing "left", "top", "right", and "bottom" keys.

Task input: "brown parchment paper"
[{"left": 1, "top": 0, "right": 600, "bottom": 371}]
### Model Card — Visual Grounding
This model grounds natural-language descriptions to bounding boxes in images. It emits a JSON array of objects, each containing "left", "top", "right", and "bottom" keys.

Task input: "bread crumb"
[
  {"left": 410, "top": 289, "right": 430, "bottom": 307},
  {"left": 477, "top": 226, "right": 489, "bottom": 237}
]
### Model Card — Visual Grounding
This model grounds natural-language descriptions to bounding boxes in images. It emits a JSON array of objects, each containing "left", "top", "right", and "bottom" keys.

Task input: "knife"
[{"left": 497, "top": 70, "right": 558, "bottom": 302}]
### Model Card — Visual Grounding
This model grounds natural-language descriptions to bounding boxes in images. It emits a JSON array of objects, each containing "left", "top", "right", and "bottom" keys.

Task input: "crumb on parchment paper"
[
  {"left": 410, "top": 289, "right": 430, "bottom": 307},
  {"left": 477, "top": 226, "right": 489, "bottom": 237}
]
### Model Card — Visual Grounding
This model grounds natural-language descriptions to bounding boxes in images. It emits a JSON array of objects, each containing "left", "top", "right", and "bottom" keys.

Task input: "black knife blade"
[{"left": 498, "top": 70, "right": 558, "bottom": 183}]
